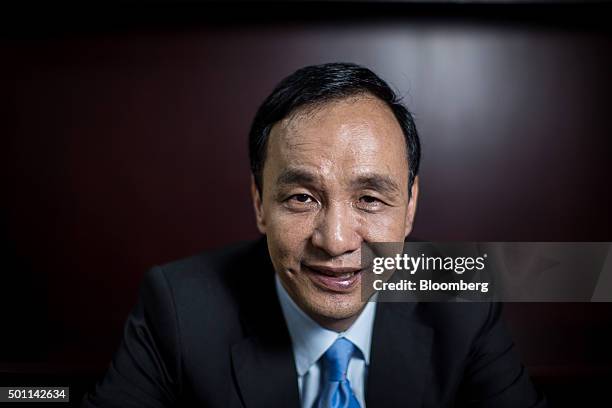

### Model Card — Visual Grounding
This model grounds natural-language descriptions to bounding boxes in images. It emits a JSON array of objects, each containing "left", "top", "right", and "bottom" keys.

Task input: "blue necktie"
[{"left": 317, "top": 337, "right": 361, "bottom": 408}]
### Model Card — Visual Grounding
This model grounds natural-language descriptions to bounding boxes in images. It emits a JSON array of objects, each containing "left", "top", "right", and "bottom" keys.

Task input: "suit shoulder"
[
  {"left": 412, "top": 301, "right": 503, "bottom": 347},
  {"left": 151, "top": 238, "right": 267, "bottom": 301},
  {"left": 160, "top": 240, "right": 256, "bottom": 276},
  {"left": 417, "top": 301, "right": 497, "bottom": 324}
]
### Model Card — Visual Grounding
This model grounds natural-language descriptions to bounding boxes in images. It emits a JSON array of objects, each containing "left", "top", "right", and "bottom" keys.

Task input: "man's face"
[{"left": 251, "top": 95, "right": 418, "bottom": 329}]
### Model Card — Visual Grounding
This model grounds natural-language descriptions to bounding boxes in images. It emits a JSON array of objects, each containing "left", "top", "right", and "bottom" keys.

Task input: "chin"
[
  {"left": 308, "top": 291, "right": 365, "bottom": 322},
  {"left": 281, "top": 270, "right": 366, "bottom": 324}
]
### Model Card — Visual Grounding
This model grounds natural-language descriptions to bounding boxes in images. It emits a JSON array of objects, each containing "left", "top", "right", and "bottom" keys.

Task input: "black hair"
[{"left": 248, "top": 62, "right": 421, "bottom": 195}]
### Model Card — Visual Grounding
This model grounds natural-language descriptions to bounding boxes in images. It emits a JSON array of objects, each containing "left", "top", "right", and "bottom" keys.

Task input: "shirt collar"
[{"left": 275, "top": 273, "right": 377, "bottom": 376}]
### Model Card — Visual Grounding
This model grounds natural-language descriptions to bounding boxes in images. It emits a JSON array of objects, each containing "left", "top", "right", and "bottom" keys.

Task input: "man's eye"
[
  {"left": 361, "top": 196, "right": 379, "bottom": 204},
  {"left": 358, "top": 195, "right": 384, "bottom": 210},
  {"left": 288, "top": 194, "right": 315, "bottom": 204}
]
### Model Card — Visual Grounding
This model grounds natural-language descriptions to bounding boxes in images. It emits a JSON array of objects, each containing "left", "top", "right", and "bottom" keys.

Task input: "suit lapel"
[
  {"left": 366, "top": 302, "right": 434, "bottom": 408},
  {"left": 229, "top": 238, "right": 300, "bottom": 408},
  {"left": 229, "top": 238, "right": 434, "bottom": 408},
  {"left": 231, "top": 335, "right": 300, "bottom": 408}
]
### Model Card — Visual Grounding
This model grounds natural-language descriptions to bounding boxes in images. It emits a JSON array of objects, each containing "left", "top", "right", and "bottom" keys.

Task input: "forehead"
[{"left": 265, "top": 96, "right": 409, "bottom": 185}]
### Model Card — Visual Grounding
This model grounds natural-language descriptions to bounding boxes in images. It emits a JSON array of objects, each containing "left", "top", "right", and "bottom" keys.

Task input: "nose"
[{"left": 311, "top": 202, "right": 361, "bottom": 257}]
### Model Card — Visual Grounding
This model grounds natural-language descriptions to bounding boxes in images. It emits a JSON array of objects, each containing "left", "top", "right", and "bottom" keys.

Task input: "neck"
[{"left": 311, "top": 312, "right": 362, "bottom": 333}]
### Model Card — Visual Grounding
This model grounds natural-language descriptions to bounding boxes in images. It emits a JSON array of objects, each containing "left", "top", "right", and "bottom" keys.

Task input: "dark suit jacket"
[{"left": 82, "top": 238, "right": 546, "bottom": 408}]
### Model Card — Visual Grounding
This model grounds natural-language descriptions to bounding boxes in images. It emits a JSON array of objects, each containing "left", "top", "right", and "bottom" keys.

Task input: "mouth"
[{"left": 301, "top": 263, "right": 363, "bottom": 293}]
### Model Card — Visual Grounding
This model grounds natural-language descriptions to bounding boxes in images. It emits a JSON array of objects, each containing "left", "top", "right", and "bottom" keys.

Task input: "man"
[{"left": 82, "top": 63, "right": 545, "bottom": 407}]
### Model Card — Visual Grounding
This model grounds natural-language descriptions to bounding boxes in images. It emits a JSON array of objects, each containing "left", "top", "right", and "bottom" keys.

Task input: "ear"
[
  {"left": 250, "top": 175, "right": 267, "bottom": 234},
  {"left": 404, "top": 175, "right": 419, "bottom": 238}
]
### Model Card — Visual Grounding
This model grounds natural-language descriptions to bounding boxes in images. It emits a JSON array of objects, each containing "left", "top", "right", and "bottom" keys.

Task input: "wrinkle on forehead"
[
  {"left": 275, "top": 94, "right": 393, "bottom": 139},
  {"left": 274, "top": 96, "right": 403, "bottom": 149},
  {"left": 265, "top": 95, "right": 409, "bottom": 192},
  {"left": 281, "top": 93, "right": 375, "bottom": 126}
]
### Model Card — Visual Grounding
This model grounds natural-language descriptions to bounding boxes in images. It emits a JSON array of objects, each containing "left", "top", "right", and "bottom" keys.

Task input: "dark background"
[{"left": 2, "top": 1, "right": 611, "bottom": 406}]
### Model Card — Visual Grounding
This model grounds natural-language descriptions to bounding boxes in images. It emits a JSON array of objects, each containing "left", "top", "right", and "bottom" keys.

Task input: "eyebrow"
[
  {"left": 276, "top": 168, "right": 401, "bottom": 196},
  {"left": 352, "top": 173, "right": 401, "bottom": 196},
  {"left": 276, "top": 168, "right": 319, "bottom": 187}
]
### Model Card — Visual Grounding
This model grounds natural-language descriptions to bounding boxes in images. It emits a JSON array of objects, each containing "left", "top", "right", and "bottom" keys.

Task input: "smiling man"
[
  {"left": 254, "top": 92, "right": 417, "bottom": 335},
  {"left": 82, "top": 63, "right": 545, "bottom": 408}
]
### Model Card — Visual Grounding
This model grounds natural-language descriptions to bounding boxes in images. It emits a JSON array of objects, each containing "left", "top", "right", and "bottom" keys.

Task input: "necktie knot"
[
  {"left": 317, "top": 337, "right": 361, "bottom": 408},
  {"left": 322, "top": 337, "right": 356, "bottom": 382}
]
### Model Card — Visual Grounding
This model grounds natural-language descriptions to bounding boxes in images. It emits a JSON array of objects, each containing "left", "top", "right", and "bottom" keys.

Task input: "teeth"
[{"left": 308, "top": 266, "right": 359, "bottom": 278}]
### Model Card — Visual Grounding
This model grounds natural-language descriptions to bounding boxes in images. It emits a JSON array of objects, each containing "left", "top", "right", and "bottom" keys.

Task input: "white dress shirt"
[{"left": 275, "top": 274, "right": 377, "bottom": 408}]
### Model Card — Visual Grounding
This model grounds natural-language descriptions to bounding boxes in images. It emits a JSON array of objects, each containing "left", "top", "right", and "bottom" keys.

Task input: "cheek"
[
  {"left": 359, "top": 209, "right": 408, "bottom": 242},
  {"left": 265, "top": 208, "right": 316, "bottom": 260}
]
